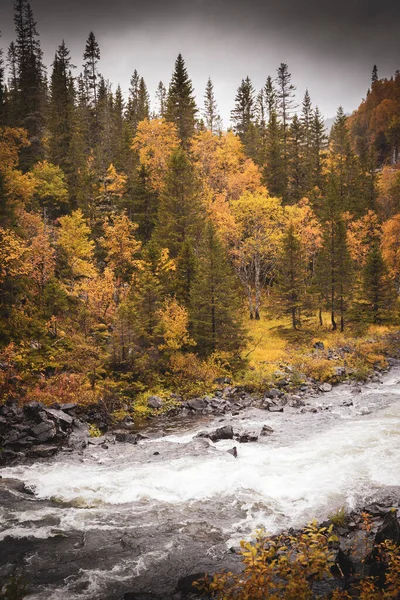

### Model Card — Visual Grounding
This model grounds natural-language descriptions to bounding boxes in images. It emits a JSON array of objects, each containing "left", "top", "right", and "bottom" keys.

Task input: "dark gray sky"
[{"left": 1, "top": 0, "right": 399, "bottom": 124}]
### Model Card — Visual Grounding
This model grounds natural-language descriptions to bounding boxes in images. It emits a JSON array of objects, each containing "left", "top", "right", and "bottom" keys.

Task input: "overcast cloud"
[{"left": 1, "top": 0, "right": 399, "bottom": 124}]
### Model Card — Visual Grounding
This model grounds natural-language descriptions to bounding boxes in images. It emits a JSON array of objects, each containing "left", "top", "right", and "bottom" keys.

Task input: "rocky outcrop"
[{"left": 0, "top": 401, "right": 81, "bottom": 465}]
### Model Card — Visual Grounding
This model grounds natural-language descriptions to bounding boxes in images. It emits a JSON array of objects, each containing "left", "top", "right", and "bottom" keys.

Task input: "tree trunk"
[
  {"left": 254, "top": 258, "right": 261, "bottom": 320},
  {"left": 247, "top": 285, "right": 254, "bottom": 319}
]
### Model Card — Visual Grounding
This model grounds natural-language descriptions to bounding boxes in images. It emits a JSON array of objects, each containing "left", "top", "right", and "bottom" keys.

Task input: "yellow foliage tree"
[
  {"left": 101, "top": 212, "right": 142, "bottom": 283},
  {"left": 214, "top": 190, "right": 285, "bottom": 319},
  {"left": 191, "top": 130, "right": 265, "bottom": 202},
  {"left": 131, "top": 118, "right": 179, "bottom": 192},
  {"left": 31, "top": 160, "right": 69, "bottom": 214},
  {"left": 382, "top": 214, "right": 400, "bottom": 289},
  {"left": 345, "top": 210, "right": 382, "bottom": 267},
  {"left": 0, "top": 227, "right": 28, "bottom": 284},
  {"left": 157, "top": 297, "right": 195, "bottom": 351},
  {"left": 74, "top": 267, "right": 117, "bottom": 323},
  {"left": 57, "top": 209, "right": 96, "bottom": 281}
]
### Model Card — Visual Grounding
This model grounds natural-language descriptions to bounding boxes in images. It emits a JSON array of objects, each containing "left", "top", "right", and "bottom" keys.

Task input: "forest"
[{"left": 1, "top": 0, "right": 400, "bottom": 411}]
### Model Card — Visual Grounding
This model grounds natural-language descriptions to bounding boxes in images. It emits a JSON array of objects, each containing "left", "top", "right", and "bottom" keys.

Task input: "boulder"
[
  {"left": 288, "top": 395, "right": 305, "bottom": 408},
  {"left": 187, "top": 398, "right": 208, "bottom": 411},
  {"left": 266, "top": 388, "right": 281, "bottom": 399},
  {"left": 147, "top": 396, "right": 163, "bottom": 410},
  {"left": 114, "top": 430, "right": 138, "bottom": 444},
  {"left": 319, "top": 382, "right": 332, "bottom": 393},
  {"left": 210, "top": 425, "right": 234, "bottom": 441},
  {"left": 313, "top": 341, "right": 325, "bottom": 350},
  {"left": 227, "top": 447, "right": 238, "bottom": 458},
  {"left": 267, "top": 405, "right": 284, "bottom": 413},
  {"left": 28, "top": 445, "right": 58, "bottom": 458},
  {"left": 260, "top": 425, "right": 274, "bottom": 436},
  {"left": 236, "top": 431, "right": 259, "bottom": 443},
  {"left": 31, "top": 420, "right": 57, "bottom": 442},
  {"left": 43, "top": 407, "right": 74, "bottom": 427},
  {"left": 374, "top": 510, "right": 400, "bottom": 545}
]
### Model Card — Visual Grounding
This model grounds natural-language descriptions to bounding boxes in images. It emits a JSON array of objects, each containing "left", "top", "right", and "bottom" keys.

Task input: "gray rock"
[
  {"left": 313, "top": 341, "right": 325, "bottom": 350},
  {"left": 187, "top": 398, "right": 207, "bottom": 411},
  {"left": 44, "top": 407, "right": 74, "bottom": 426},
  {"left": 28, "top": 445, "right": 58, "bottom": 458},
  {"left": 288, "top": 395, "right": 305, "bottom": 408},
  {"left": 32, "top": 420, "right": 57, "bottom": 442},
  {"left": 319, "top": 383, "right": 332, "bottom": 392},
  {"left": 268, "top": 405, "right": 284, "bottom": 413},
  {"left": 266, "top": 388, "right": 281, "bottom": 399},
  {"left": 147, "top": 396, "right": 163, "bottom": 409},
  {"left": 236, "top": 431, "right": 259, "bottom": 443},
  {"left": 335, "top": 367, "right": 347, "bottom": 377},
  {"left": 227, "top": 447, "right": 238, "bottom": 458},
  {"left": 260, "top": 425, "right": 274, "bottom": 436},
  {"left": 208, "top": 425, "right": 234, "bottom": 442}
]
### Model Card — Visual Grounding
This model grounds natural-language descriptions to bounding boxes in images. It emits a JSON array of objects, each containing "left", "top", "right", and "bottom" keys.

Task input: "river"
[{"left": 1, "top": 368, "right": 400, "bottom": 599}]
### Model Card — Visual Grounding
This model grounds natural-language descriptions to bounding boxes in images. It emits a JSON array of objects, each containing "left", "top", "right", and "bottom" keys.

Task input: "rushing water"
[{"left": 1, "top": 369, "right": 400, "bottom": 599}]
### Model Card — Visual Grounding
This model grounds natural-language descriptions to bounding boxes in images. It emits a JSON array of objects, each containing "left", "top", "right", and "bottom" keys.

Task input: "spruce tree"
[
  {"left": 190, "top": 223, "right": 245, "bottom": 356},
  {"left": 264, "top": 76, "right": 276, "bottom": 121},
  {"left": 48, "top": 40, "right": 75, "bottom": 174},
  {"left": 287, "top": 114, "right": 306, "bottom": 202},
  {"left": 6, "top": 42, "right": 19, "bottom": 126},
  {"left": 13, "top": 0, "right": 45, "bottom": 167},
  {"left": 203, "top": 77, "right": 221, "bottom": 133},
  {"left": 372, "top": 64, "right": 378, "bottom": 85},
  {"left": 310, "top": 106, "right": 327, "bottom": 191},
  {"left": 276, "top": 63, "right": 296, "bottom": 148},
  {"left": 362, "top": 238, "right": 396, "bottom": 323},
  {"left": 277, "top": 223, "right": 303, "bottom": 329},
  {"left": 129, "top": 164, "right": 158, "bottom": 243},
  {"left": 153, "top": 146, "right": 203, "bottom": 259},
  {"left": 264, "top": 109, "right": 285, "bottom": 197},
  {"left": 83, "top": 31, "right": 100, "bottom": 110},
  {"left": 316, "top": 179, "right": 352, "bottom": 331},
  {"left": 166, "top": 54, "right": 197, "bottom": 145},
  {"left": 155, "top": 81, "right": 167, "bottom": 117},
  {"left": 231, "top": 76, "right": 255, "bottom": 140}
]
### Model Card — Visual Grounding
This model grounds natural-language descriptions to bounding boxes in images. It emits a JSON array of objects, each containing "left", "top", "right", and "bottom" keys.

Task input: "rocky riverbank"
[{"left": 1, "top": 356, "right": 396, "bottom": 467}]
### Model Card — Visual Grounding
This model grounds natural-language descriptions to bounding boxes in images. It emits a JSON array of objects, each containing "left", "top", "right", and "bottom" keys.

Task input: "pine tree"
[
  {"left": 83, "top": 32, "right": 100, "bottom": 110},
  {"left": 287, "top": 114, "right": 306, "bottom": 202},
  {"left": 129, "top": 164, "right": 158, "bottom": 242},
  {"left": 190, "top": 223, "right": 245, "bottom": 356},
  {"left": 277, "top": 223, "right": 303, "bottom": 329},
  {"left": 155, "top": 81, "right": 167, "bottom": 117},
  {"left": 372, "top": 64, "right": 378, "bottom": 85},
  {"left": 276, "top": 63, "right": 296, "bottom": 147},
  {"left": 6, "top": 42, "right": 19, "bottom": 126},
  {"left": 153, "top": 146, "right": 203, "bottom": 259},
  {"left": 264, "top": 76, "right": 276, "bottom": 121},
  {"left": 264, "top": 109, "right": 285, "bottom": 197},
  {"left": 48, "top": 40, "right": 75, "bottom": 174},
  {"left": 316, "top": 179, "right": 352, "bottom": 331},
  {"left": 362, "top": 238, "right": 396, "bottom": 323},
  {"left": 310, "top": 106, "right": 327, "bottom": 191},
  {"left": 13, "top": 0, "right": 45, "bottom": 167},
  {"left": 203, "top": 77, "right": 221, "bottom": 133},
  {"left": 166, "top": 54, "right": 197, "bottom": 145},
  {"left": 231, "top": 76, "right": 255, "bottom": 140},
  {"left": 175, "top": 238, "right": 198, "bottom": 305}
]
